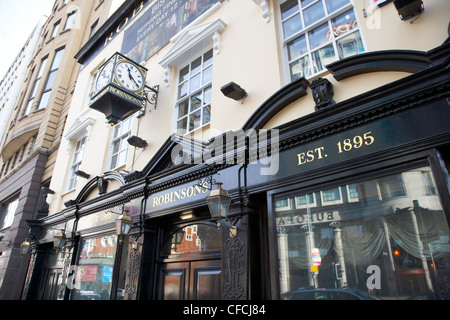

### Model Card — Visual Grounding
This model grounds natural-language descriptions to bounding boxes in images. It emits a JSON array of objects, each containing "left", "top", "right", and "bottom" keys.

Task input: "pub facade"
[{"left": 21, "top": 0, "right": 450, "bottom": 300}]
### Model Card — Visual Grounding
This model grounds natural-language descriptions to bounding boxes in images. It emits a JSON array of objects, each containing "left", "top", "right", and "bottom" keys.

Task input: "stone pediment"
[
  {"left": 64, "top": 116, "right": 95, "bottom": 142},
  {"left": 159, "top": 18, "right": 226, "bottom": 69},
  {"left": 141, "top": 133, "right": 208, "bottom": 179}
]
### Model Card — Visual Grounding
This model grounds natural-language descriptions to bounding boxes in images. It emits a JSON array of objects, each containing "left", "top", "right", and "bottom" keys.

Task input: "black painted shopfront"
[{"left": 21, "top": 40, "right": 450, "bottom": 301}]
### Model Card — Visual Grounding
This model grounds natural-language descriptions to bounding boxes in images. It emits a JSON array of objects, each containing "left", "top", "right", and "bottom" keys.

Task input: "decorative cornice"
[
  {"left": 159, "top": 17, "right": 226, "bottom": 86},
  {"left": 43, "top": 43, "right": 450, "bottom": 230},
  {"left": 327, "top": 43, "right": 450, "bottom": 81},
  {"left": 251, "top": 0, "right": 270, "bottom": 23},
  {"left": 64, "top": 116, "right": 95, "bottom": 142},
  {"left": 242, "top": 77, "right": 309, "bottom": 131},
  {"left": 278, "top": 58, "right": 450, "bottom": 152}
]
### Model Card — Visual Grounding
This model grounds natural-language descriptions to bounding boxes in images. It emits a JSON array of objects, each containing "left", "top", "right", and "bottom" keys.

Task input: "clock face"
[
  {"left": 95, "top": 60, "right": 114, "bottom": 92},
  {"left": 115, "top": 61, "right": 144, "bottom": 91}
]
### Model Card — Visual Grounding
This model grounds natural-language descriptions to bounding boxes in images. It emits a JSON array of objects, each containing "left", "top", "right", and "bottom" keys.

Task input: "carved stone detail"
[
  {"left": 223, "top": 236, "right": 245, "bottom": 299},
  {"left": 98, "top": 177, "right": 108, "bottom": 195},
  {"left": 21, "top": 248, "right": 37, "bottom": 300},
  {"left": 124, "top": 246, "right": 141, "bottom": 300},
  {"left": 310, "top": 77, "right": 335, "bottom": 111},
  {"left": 57, "top": 247, "right": 73, "bottom": 300},
  {"left": 252, "top": 0, "right": 270, "bottom": 23}
]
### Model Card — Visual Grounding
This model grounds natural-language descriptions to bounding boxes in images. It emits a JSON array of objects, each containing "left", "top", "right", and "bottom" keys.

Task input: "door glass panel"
[
  {"left": 70, "top": 235, "right": 117, "bottom": 300},
  {"left": 276, "top": 166, "right": 450, "bottom": 300},
  {"left": 162, "top": 224, "right": 221, "bottom": 255}
]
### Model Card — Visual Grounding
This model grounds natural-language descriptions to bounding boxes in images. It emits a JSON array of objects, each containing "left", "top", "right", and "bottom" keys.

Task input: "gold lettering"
[
  {"left": 116, "top": 17, "right": 129, "bottom": 33},
  {"left": 306, "top": 150, "right": 314, "bottom": 163},
  {"left": 164, "top": 193, "right": 171, "bottom": 204},
  {"left": 315, "top": 147, "right": 325, "bottom": 159},
  {"left": 297, "top": 152, "right": 306, "bottom": 165},
  {"left": 202, "top": 181, "right": 209, "bottom": 193},
  {"left": 151, "top": 180, "right": 211, "bottom": 208},
  {"left": 186, "top": 186, "right": 194, "bottom": 198},
  {"left": 297, "top": 146, "right": 326, "bottom": 166},
  {"left": 132, "top": 2, "right": 144, "bottom": 18},
  {"left": 194, "top": 185, "right": 202, "bottom": 195},
  {"left": 104, "top": 31, "right": 114, "bottom": 46}
]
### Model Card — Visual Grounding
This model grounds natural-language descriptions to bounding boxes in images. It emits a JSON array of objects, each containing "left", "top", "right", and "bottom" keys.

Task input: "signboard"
[
  {"left": 102, "top": 266, "right": 113, "bottom": 283},
  {"left": 122, "top": 0, "right": 220, "bottom": 63},
  {"left": 311, "top": 248, "right": 321, "bottom": 266},
  {"left": 146, "top": 179, "right": 210, "bottom": 213},
  {"left": 77, "top": 266, "right": 98, "bottom": 282},
  {"left": 77, "top": 206, "right": 123, "bottom": 231},
  {"left": 271, "top": 100, "right": 450, "bottom": 182}
]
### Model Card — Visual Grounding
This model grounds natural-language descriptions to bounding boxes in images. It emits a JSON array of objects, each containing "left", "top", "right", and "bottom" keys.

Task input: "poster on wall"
[{"left": 122, "top": 0, "right": 220, "bottom": 64}]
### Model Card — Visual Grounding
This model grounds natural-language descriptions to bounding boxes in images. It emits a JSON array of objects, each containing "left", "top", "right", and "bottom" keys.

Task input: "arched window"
[{"left": 162, "top": 223, "right": 221, "bottom": 256}]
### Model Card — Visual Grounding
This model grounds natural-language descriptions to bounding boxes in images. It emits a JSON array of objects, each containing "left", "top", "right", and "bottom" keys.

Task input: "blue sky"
[{"left": 0, "top": 0, "right": 55, "bottom": 78}]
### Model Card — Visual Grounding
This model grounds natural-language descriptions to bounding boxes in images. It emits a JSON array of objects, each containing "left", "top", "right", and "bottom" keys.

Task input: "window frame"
[
  {"left": 23, "top": 57, "right": 48, "bottom": 116},
  {"left": 277, "top": 0, "right": 366, "bottom": 82},
  {"left": 64, "top": 10, "right": 77, "bottom": 31},
  {"left": 108, "top": 117, "right": 132, "bottom": 170},
  {"left": 175, "top": 49, "right": 213, "bottom": 134},
  {"left": 51, "top": 20, "right": 61, "bottom": 39},
  {"left": 67, "top": 136, "right": 87, "bottom": 191},
  {"left": 37, "top": 47, "right": 65, "bottom": 110},
  {"left": 0, "top": 196, "right": 19, "bottom": 230},
  {"left": 269, "top": 160, "right": 450, "bottom": 300}
]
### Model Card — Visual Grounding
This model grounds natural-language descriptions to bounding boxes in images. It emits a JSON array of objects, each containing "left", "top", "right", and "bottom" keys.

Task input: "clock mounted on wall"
[{"left": 89, "top": 52, "right": 148, "bottom": 125}]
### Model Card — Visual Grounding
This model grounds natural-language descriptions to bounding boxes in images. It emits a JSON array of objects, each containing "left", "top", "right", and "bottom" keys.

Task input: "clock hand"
[{"left": 127, "top": 67, "right": 140, "bottom": 87}]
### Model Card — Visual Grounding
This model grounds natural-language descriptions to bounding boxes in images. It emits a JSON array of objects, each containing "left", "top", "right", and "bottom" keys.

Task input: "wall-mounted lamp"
[
  {"left": 116, "top": 214, "right": 132, "bottom": 236},
  {"left": 221, "top": 82, "right": 248, "bottom": 101},
  {"left": 74, "top": 170, "right": 91, "bottom": 179},
  {"left": 206, "top": 182, "right": 237, "bottom": 237},
  {"left": 393, "top": 0, "right": 424, "bottom": 20},
  {"left": 127, "top": 135, "right": 148, "bottom": 148},
  {"left": 53, "top": 231, "right": 67, "bottom": 249},
  {"left": 21, "top": 239, "right": 30, "bottom": 255}
]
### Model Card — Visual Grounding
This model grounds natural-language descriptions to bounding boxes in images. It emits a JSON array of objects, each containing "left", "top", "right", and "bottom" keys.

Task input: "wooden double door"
[
  {"left": 156, "top": 222, "right": 223, "bottom": 300},
  {"left": 39, "top": 268, "right": 63, "bottom": 300},
  {"left": 158, "top": 258, "right": 222, "bottom": 300}
]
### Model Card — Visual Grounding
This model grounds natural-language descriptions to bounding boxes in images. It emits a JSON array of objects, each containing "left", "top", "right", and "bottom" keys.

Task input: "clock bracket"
[{"left": 137, "top": 84, "right": 160, "bottom": 118}]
